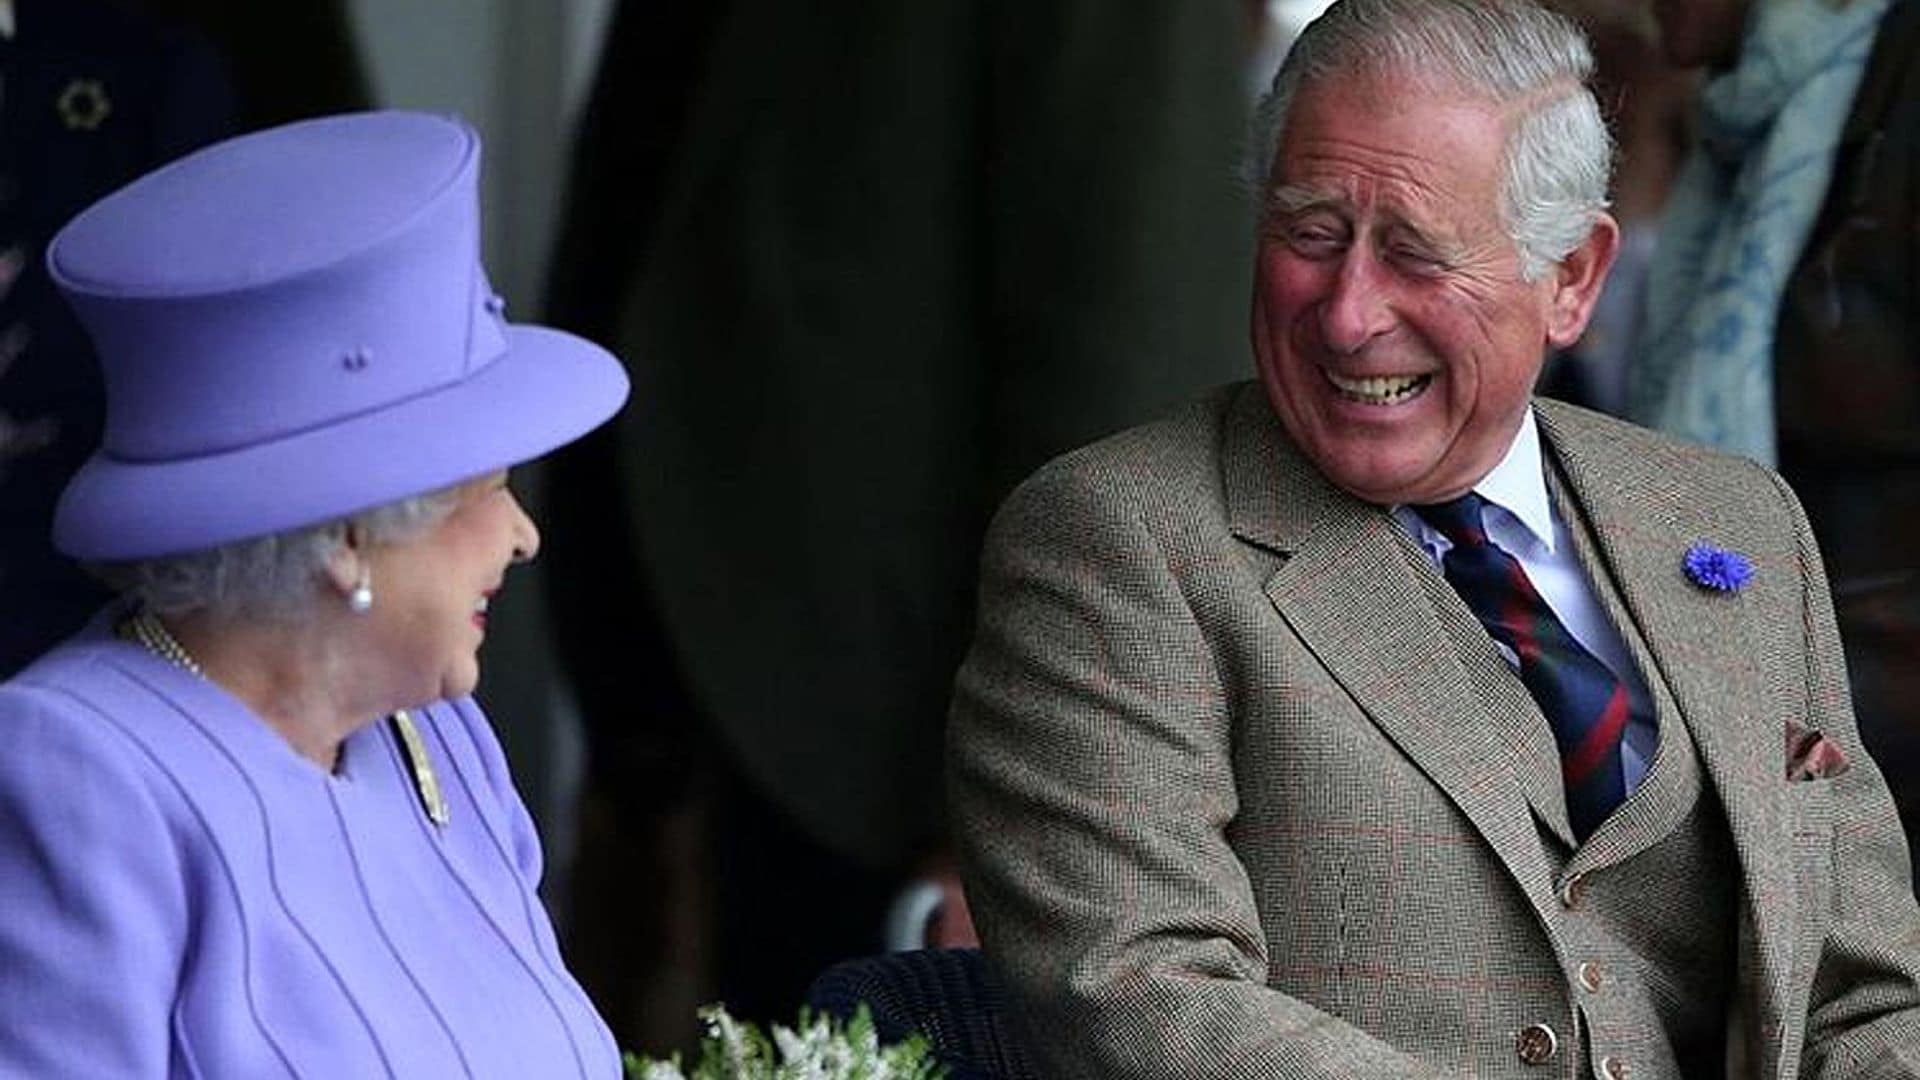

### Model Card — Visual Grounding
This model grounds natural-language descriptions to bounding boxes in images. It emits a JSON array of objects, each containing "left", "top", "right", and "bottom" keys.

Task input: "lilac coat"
[{"left": 0, "top": 610, "right": 619, "bottom": 1077}]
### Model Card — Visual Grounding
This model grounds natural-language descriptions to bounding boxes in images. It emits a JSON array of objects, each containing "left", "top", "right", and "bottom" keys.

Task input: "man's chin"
[{"left": 1302, "top": 439, "right": 1454, "bottom": 507}]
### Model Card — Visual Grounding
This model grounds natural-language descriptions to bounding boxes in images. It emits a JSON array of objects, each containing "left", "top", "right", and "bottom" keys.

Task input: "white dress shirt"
[{"left": 1393, "top": 410, "right": 1658, "bottom": 795}]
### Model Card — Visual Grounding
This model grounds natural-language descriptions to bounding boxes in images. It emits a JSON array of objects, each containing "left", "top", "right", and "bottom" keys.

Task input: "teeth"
[
  {"left": 1326, "top": 370, "right": 1430, "bottom": 404},
  {"left": 475, "top": 596, "right": 490, "bottom": 614}
]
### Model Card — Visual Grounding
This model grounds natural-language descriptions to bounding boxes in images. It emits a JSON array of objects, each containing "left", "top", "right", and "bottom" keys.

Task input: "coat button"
[
  {"left": 1601, "top": 1055, "right": 1631, "bottom": 1079},
  {"left": 1515, "top": 1023, "right": 1559, "bottom": 1066},
  {"left": 1578, "top": 961, "right": 1605, "bottom": 992}
]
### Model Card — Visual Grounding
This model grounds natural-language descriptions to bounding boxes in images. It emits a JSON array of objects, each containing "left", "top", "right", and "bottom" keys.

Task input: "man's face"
[{"left": 1252, "top": 70, "right": 1604, "bottom": 506}]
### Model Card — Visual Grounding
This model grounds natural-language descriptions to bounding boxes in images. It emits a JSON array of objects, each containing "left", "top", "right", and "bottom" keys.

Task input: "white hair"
[
  {"left": 93, "top": 487, "right": 465, "bottom": 619},
  {"left": 1246, "top": 0, "right": 1614, "bottom": 280}
]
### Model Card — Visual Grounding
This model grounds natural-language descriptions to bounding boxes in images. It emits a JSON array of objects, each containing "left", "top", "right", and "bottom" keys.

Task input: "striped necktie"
[{"left": 1414, "top": 493, "right": 1629, "bottom": 840}]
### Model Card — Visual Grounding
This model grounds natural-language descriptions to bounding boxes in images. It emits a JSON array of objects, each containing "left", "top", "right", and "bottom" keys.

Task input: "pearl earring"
[{"left": 349, "top": 567, "right": 373, "bottom": 614}]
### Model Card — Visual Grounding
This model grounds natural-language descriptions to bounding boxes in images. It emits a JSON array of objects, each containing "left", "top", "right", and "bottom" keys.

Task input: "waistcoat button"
[
  {"left": 1601, "top": 1054, "right": 1631, "bottom": 1079},
  {"left": 1515, "top": 1023, "right": 1559, "bottom": 1066},
  {"left": 1578, "top": 961, "right": 1604, "bottom": 992}
]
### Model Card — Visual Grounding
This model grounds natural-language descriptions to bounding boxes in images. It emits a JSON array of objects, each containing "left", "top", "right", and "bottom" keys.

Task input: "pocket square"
[{"left": 1786, "top": 721, "right": 1851, "bottom": 782}]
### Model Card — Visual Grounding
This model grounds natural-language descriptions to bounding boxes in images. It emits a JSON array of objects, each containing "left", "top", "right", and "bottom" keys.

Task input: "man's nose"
[{"left": 1317, "top": 250, "right": 1395, "bottom": 355}]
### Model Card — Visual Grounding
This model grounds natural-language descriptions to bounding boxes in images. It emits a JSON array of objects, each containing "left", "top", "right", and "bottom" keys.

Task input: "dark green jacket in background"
[{"left": 545, "top": 0, "right": 1257, "bottom": 871}]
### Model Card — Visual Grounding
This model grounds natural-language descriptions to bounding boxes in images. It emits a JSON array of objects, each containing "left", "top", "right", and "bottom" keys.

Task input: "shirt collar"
[
  {"left": 1471, "top": 408, "right": 1555, "bottom": 553},
  {"left": 1392, "top": 407, "right": 1555, "bottom": 555}
]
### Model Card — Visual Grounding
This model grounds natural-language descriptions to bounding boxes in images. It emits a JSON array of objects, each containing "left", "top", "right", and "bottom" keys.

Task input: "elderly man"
[{"left": 947, "top": 0, "right": 1920, "bottom": 1076}]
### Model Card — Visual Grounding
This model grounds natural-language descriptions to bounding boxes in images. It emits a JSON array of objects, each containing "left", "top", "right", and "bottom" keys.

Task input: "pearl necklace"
[
  {"left": 117, "top": 608, "right": 449, "bottom": 828},
  {"left": 119, "top": 609, "right": 204, "bottom": 676}
]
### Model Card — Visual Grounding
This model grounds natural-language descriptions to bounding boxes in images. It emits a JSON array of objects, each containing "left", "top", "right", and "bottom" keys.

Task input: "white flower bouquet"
[{"left": 625, "top": 1004, "right": 946, "bottom": 1080}]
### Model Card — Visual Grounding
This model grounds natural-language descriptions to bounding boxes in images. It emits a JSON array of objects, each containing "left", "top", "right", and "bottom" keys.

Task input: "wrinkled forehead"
[{"left": 1270, "top": 71, "right": 1514, "bottom": 184}]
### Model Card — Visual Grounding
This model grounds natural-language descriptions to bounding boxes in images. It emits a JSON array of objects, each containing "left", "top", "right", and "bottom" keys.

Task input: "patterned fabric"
[
  {"left": 1785, "top": 719, "right": 1852, "bottom": 782},
  {"left": 1630, "top": 0, "right": 1891, "bottom": 464},
  {"left": 1415, "top": 494, "right": 1629, "bottom": 839},
  {"left": 948, "top": 384, "right": 1920, "bottom": 1078}
]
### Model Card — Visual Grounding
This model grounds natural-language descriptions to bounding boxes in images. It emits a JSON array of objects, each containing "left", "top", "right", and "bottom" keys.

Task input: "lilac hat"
[{"left": 47, "top": 110, "right": 629, "bottom": 561}]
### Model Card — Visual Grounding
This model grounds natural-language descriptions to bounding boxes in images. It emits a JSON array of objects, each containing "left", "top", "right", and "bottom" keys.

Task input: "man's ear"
[{"left": 1544, "top": 211, "right": 1620, "bottom": 350}]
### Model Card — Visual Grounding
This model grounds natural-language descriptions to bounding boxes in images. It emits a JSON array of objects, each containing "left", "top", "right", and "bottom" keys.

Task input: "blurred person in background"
[
  {"left": 1538, "top": 0, "right": 1697, "bottom": 415},
  {"left": 0, "top": 0, "right": 234, "bottom": 675},
  {"left": 131, "top": 0, "right": 370, "bottom": 131},
  {"left": 0, "top": 111, "right": 627, "bottom": 1076},
  {"left": 0, "top": 0, "right": 369, "bottom": 677},
  {"left": 542, "top": 0, "right": 1258, "bottom": 1053},
  {"left": 1630, "top": 0, "right": 1920, "bottom": 866}
]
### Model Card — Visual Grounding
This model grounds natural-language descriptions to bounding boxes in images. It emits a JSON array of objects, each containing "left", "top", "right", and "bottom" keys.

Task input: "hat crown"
[
  {"left": 48, "top": 110, "right": 629, "bottom": 563},
  {"left": 49, "top": 111, "right": 507, "bottom": 463},
  {"left": 52, "top": 111, "right": 470, "bottom": 295}
]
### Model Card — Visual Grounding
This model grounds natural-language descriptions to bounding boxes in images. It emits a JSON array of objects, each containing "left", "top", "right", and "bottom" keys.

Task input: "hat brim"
[{"left": 54, "top": 325, "right": 630, "bottom": 561}]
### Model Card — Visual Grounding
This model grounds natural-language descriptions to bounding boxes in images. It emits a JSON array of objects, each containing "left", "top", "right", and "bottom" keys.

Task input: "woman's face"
[{"left": 361, "top": 470, "right": 538, "bottom": 706}]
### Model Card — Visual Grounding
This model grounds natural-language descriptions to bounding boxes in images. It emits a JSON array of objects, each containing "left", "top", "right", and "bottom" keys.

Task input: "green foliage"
[{"left": 625, "top": 1003, "right": 946, "bottom": 1080}]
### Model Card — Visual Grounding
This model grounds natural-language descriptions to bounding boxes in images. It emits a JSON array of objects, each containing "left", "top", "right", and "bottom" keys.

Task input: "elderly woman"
[{"left": 0, "top": 112, "right": 626, "bottom": 1075}]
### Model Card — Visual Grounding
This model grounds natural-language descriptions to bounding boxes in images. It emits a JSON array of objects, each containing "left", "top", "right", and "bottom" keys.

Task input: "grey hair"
[
  {"left": 92, "top": 487, "right": 465, "bottom": 619},
  {"left": 1246, "top": 0, "right": 1613, "bottom": 281}
]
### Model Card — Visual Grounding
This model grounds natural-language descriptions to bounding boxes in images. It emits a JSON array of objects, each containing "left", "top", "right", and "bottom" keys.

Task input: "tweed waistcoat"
[{"left": 1409, "top": 461, "right": 1741, "bottom": 1078}]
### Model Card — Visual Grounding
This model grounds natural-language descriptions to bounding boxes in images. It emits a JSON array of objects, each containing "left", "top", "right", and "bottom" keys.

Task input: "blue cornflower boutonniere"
[{"left": 1683, "top": 541, "right": 1754, "bottom": 593}]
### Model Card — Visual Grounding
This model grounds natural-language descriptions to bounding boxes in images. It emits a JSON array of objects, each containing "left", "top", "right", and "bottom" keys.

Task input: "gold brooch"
[
  {"left": 390, "top": 710, "right": 450, "bottom": 828},
  {"left": 57, "top": 79, "right": 112, "bottom": 132}
]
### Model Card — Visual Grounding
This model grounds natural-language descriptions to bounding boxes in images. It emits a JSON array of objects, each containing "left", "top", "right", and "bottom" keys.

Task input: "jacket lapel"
[
  {"left": 1222, "top": 387, "right": 1565, "bottom": 912},
  {"left": 1537, "top": 401, "right": 1796, "bottom": 1066}
]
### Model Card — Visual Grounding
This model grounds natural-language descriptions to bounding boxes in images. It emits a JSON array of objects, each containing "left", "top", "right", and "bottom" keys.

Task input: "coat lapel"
[
  {"left": 1222, "top": 388, "right": 1566, "bottom": 912},
  {"left": 1537, "top": 401, "right": 1796, "bottom": 1065}
]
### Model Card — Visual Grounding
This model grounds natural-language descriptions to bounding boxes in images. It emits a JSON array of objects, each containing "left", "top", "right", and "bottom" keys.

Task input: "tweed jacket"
[{"left": 949, "top": 383, "right": 1920, "bottom": 1078}]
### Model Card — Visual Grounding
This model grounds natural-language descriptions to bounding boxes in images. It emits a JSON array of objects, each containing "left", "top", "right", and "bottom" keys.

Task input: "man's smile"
[{"left": 1323, "top": 369, "right": 1433, "bottom": 405}]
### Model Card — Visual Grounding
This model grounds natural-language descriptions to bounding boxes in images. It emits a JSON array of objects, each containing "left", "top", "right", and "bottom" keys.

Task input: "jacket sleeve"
[
  {"left": 1778, "top": 469, "right": 1920, "bottom": 1078},
  {"left": 947, "top": 459, "right": 1450, "bottom": 1078},
  {"left": 0, "top": 684, "right": 186, "bottom": 1077}
]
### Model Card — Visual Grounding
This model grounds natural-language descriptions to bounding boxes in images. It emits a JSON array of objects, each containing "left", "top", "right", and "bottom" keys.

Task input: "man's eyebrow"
[
  {"left": 1380, "top": 218, "right": 1467, "bottom": 263},
  {"left": 1265, "top": 184, "right": 1343, "bottom": 216},
  {"left": 1264, "top": 184, "right": 1466, "bottom": 262}
]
